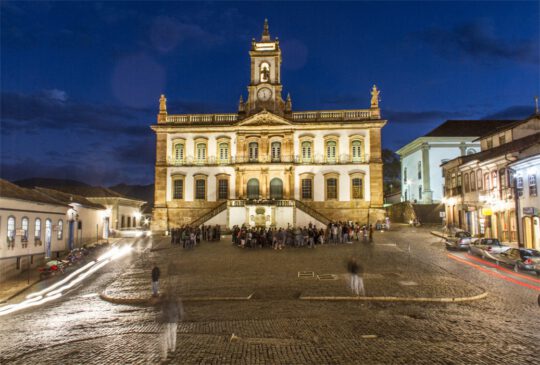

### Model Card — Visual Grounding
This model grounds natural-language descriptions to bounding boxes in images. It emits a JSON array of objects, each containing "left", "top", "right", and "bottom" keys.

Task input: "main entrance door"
[
  {"left": 247, "top": 178, "right": 260, "bottom": 199},
  {"left": 270, "top": 178, "right": 283, "bottom": 199}
]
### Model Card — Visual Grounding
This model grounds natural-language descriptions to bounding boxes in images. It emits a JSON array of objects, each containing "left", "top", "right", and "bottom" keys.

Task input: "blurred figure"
[
  {"left": 160, "top": 293, "right": 184, "bottom": 363},
  {"left": 347, "top": 257, "right": 365, "bottom": 296},
  {"left": 152, "top": 264, "right": 160, "bottom": 297}
]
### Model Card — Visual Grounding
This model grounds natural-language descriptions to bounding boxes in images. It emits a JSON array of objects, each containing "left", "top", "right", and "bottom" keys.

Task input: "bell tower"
[{"left": 245, "top": 19, "right": 285, "bottom": 116}]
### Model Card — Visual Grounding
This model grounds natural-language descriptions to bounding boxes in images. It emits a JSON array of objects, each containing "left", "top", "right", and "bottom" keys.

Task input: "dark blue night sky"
[{"left": 1, "top": 1, "right": 539, "bottom": 185}]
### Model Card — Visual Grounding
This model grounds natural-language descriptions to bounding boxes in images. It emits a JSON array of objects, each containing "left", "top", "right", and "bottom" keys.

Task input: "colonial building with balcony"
[
  {"left": 396, "top": 120, "right": 515, "bottom": 204},
  {"left": 441, "top": 114, "right": 540, "bottom": 247},
  {"left": 151, "top": 21, "right": 386, "bottom": 231}
]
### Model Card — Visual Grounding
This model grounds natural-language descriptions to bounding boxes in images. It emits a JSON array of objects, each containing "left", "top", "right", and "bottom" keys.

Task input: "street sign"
[{"left": 523, "top": 207, "right": 538, "bottom": 215}]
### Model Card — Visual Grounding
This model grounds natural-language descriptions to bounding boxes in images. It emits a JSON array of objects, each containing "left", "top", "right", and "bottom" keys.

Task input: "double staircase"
[{"left": 188, "top": 199, "right": 331, "bottom": 227}]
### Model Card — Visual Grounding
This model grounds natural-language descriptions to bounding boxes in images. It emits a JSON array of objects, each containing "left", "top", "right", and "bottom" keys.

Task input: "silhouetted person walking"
[
  {"left": 160, "top": 293, "right": 184, "bottom": 363},
  {"left": 152, "top": 265, "right": 160, "bottom": 297}
]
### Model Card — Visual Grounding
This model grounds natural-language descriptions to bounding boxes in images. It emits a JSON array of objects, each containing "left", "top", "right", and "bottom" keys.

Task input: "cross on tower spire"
[{"left": 261, "top": 19, "right": 271, "bottom": 41}]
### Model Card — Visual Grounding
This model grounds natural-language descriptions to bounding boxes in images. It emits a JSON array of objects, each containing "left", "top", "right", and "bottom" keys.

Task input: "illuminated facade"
[
  {"left": 151, "top": 21, "right": 386, "bottom": 231},
  {"left": 442, "top": 115, "right": 540, "bottom": 246}
]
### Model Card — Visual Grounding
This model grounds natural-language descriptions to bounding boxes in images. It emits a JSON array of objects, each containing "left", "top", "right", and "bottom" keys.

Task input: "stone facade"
[{"left": 151, "top": 21, "right": 386, "bottom": 231}]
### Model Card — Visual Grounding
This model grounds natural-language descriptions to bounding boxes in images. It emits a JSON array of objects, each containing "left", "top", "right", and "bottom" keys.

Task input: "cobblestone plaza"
[{"left": 1, "top": 226, "right": 538, "bottom": 364}]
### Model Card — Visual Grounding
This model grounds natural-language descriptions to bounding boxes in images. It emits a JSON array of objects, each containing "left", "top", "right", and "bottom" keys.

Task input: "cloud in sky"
[
  {"left": 481, "top": 105, "right": 534, "bottom": 120},
  {"left": 415, "top": 21, "right": 539, "bottom": 65}
]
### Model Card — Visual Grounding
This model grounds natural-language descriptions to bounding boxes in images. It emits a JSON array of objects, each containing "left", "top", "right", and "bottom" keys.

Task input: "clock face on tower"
[{"left": 257, "top": 87, "right": 272, "bottom": 102}]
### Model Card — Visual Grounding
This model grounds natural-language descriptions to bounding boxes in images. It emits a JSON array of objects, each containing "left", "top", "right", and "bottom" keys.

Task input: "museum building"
[{"left": 151, "top": 21, "right": 387, "bottom": 231}]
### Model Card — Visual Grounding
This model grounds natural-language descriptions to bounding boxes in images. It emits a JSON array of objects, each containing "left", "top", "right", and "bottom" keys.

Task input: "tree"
[{"left": 382, "top": 149, "right": 401, "bottom": 194}]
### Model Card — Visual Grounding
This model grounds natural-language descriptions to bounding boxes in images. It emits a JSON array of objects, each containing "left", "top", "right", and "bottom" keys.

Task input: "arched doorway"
[
  {"left": 247, "top": 178, "right": 259, "bottom": 199},
  {"left": 45, "top": 219, "right": 52, "bottom": 258},
  {"left": 269, "top": 178, "right": 283, "bottom": 199}
]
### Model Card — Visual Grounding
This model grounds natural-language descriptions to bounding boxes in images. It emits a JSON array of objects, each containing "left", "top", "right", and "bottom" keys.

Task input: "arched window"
[
  {"left": 121, "top": 215, "right": 125, "bottom": 228},
  {"left": 196, "top": 143, "right": 206, "bottom": 162},
  {"left": 219, "top": 142, "right": 229, "bottom": 162},
  {"left": 21, "top": 217, "right": 29, "bottom": 242},
  {"left": 7, "top": 216, "right": 15, "bottom": 242},
  {"left": 470, "top": 171, "right": 476, "bottom": 191},
  {"left": 249, "top": 142, "right": 259, "bottom": 161},
  {"left": 269, "top": 178, "right": 283, "bottom": 199},
  {"left": 464, "top": 173, "right": 470, "bottom": 193},
  {"left": 127, "top": 216, "right": 131, "bottom": 227},
  {"left": 301, "top": 141, "right": 312, "bottom": 162},
  {"left": 35, "top": 218, "right": 42, "bottom": 240},
  {"left": 466, "top": 148, "right": 476, "bottom": 155},
  {"left": 271, "top": 142, "right": 281, "bottom": 162},
  {"left": 260, "top": 62, "right": 270, "bottom": 82},
  {"left": 351, "top": 140, "right": 362, "bottom": 162},
  {"left": 174, "top": 143, "right": 184, "bottom": 162},
  {"left": 247, "top": 178, "right": 260, "bottom": 199},
  {"left": 57, "top": 220, "right": 63, "bottom": 240},
  {"left": 326, "top": 141, "right": 337, "bottom": 162}
]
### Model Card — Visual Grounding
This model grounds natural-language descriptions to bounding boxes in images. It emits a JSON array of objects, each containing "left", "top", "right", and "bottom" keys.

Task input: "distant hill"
[
  {"left": 15, "top": 177, "right": 91, "bottom": 189},
  {"left": 13, "top": 177, "right": 154, "bottom": 206},
  {"left": 109, "top": 183, "right": 154, "bottom": 206}
]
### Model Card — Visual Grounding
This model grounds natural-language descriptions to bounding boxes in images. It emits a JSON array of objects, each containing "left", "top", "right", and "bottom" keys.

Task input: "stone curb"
[
  {"left": 299, "top": 291, "right": 488, "bottom": 303},
  {"left": 430, "top": 231, "right": 447, "bottom": 239},
  {"left": 100, "top": 290, "right": 486, "bottom": 305},
  {"left": 99, "top": 292, "right": 254, "bottom": 305}
]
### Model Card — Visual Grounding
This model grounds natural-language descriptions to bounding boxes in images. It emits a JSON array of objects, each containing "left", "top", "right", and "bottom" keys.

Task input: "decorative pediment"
[{"left": 237, "top": 110, "right": 292, "bottom": 127}]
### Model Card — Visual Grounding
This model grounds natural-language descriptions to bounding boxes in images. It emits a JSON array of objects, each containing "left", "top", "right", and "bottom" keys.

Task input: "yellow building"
[{"left": 151, "top": 20, "right": 386, "bottom": 232}]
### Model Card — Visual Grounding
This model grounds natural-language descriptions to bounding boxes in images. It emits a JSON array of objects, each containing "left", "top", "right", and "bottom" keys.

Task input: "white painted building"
[
  {"left": 0, "top": 180, "right": 68, "bottom": 283},
  {"left": 151, "top": 20, "right": 386, "bottom": 231},
  {"left": 397, "top": 120, "right": 516, "bottom": 204},
  {"left": 509, "top": 153, "right": 540, "bottom": 250}
]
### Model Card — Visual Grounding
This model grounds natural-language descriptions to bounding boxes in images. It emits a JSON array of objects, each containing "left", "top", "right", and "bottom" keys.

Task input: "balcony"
[
  {"left": 164, "top": 109, "right": 377, "bottom": 125},
  {"left": 168, "top": 154, "right": 370, "bottom": 166}
]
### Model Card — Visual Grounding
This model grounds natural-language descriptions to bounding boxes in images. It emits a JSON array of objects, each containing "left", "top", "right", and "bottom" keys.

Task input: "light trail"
[
  {"left": 447, "top": 254, "right": 540, "bottom": 292},
  {"left": 465, "top": 253, "right": 540, "bottom": 284},
  {"left": 0, "top": 245, "right": 133, "bottom": 317}
]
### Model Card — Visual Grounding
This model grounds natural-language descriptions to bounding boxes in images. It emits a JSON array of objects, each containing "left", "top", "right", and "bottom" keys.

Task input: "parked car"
[
  {"left": 445, "top": 231, "right": 475, "bottom": 250},
  {"left": 469, "top": 238, "right": 510, "bottom": 260},
  {"left": 492, "top": 248, "right": 540, "bottom": 274}
]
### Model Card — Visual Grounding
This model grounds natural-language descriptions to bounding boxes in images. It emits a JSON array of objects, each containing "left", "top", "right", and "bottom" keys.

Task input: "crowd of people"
[
  {"left": 230, "top": 221, "right": 376, "bottom": 250},
  {"left": 169, "top": 224, "right": 221, "bottom": 249}
]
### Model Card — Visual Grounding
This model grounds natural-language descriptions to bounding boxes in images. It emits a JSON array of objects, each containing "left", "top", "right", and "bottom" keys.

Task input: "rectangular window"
[
  {"left": 484, "top": 173, "right": 490, "bottom": 190},
  {"left": 301, "top": 179, "right": 313, "bottom": 200},
  {"left": 418, "top": 186, "right": 422, "bottom": 200},
  {"left": 491, "top": 171, "right": 498, "bottom": 189},
  {"left": 218, "top": 179, "right": 228, "bottom": 200},
  {"left": 352, "top": 178, "right": 363, "bottom": 199},
  {"left": 529, "top": 174, "right": 537, "bottom": 197},
  {"left": 464, "top": 173, "right": 470, "bottom": 193},
  {"left": 173, "top": 179, "right": 183, "bottom": 199},
  {"left": 470, "top": 172, "right": 476, "bottom": 191},
  {"left": 327, "top": 178, "right": 338, "bottom": 200},
  {"left": 499, "top": 135, "right": 506, "bottom": 145},
  {"left": 195, "top": 179, "right": 206, "bottom": 200},
  {"left": 417, "top": 161, "right": 422, "bottom": 179},
  {"left": 516, "top": 176, "right": 523, "bottom": 197},
  {"left": 486, "top": 139, "right": 493, "bottom": 149}
]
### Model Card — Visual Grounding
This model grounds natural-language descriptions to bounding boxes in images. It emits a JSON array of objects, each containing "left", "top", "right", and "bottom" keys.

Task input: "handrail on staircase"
[
  {"left": 189, "top": 201, "right": 228, "bottom": 227},
  {"left": 294, "top": 199, "right": 332, "bottom": 225}
]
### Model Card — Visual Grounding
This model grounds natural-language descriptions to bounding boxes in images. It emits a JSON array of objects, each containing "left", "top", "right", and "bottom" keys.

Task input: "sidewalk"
[
  {"left": 101, "top": 231, "right": 486, "bottom": 305},
  {"left": 0, "top": 270, "right": 41, "bottom": 304}
]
